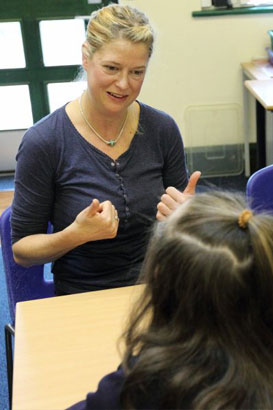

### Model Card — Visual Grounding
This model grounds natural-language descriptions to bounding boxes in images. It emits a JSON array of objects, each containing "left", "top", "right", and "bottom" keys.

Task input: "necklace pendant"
[{"left": 79, "top": 93, "right": 128, "bottom": 148}]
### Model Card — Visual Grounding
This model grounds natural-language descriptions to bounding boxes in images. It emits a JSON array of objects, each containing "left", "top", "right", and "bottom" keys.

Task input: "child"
[{"left": 68, "top": 190, "right": 273, "bottom": 409}]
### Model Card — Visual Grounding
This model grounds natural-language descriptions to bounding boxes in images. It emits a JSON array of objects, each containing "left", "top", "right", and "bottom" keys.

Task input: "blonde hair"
[{"left": 84, "top": 4, "right": 154, "bottom": 58}]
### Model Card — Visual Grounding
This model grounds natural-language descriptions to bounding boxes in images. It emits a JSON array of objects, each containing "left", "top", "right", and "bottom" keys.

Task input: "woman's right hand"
[
  {"left": 72, "top": 198, "right": 119, "bottom": 242},
  {"left": 12, "top": 198, "right": 119, "bottom": 267}
]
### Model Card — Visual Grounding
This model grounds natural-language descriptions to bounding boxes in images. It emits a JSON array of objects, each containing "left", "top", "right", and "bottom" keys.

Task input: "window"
[
  {"left": 40, "top": 19, "right": 85, "bottom": 66},
  {"left": 0, "top": 0, "right": 117, "bottom": 129},
  {"left": 0, "top": 22, "right": 25, "bottom": 69},
  {"left": 47, "top": 81, "right": 86, "bottom": 112},
  {"left": 0, "top": 85, "right": 33, "bottom": 130},
  {"left": 0, "top": 0, "right": 117, "bottom": 172}
]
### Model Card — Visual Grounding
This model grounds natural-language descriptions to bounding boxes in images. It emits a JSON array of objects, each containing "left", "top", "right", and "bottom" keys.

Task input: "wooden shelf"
[{"left": 192, "top": 6, "right": 273, "bottom": 17}]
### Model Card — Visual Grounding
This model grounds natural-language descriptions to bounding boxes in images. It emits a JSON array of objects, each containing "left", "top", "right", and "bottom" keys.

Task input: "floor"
[
  {"left": 0, "top": 175, "right": 14, "bottom": 216},
  {"left": 0, "top": 191, "right": 14, "bottom": 216}
]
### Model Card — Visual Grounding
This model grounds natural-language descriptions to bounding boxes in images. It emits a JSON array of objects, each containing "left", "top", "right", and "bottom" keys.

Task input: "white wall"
[
  {"left": 0, "top": 130, "right": 24, "bottom": 172},
  {"left": 120, "top": 0, "right": 273, "bottom": 147}
]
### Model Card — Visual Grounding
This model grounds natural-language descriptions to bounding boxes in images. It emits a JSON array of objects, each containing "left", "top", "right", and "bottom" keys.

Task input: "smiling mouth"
[{"left": 107, "top": 91, "right": 128, "bottom": 99}]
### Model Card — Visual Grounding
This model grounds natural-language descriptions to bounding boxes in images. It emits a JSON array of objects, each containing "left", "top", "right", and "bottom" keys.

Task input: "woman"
[
  {"left": 68, "top": 190, "right": 273, "bottom": 409},
  {"left": 11, "top": 4, "right": 199, "bottom": 295}
]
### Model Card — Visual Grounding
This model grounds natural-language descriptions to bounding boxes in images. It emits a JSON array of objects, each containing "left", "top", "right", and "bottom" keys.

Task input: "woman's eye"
[
  {"left": 104, "top": 65, "right": 118, "bottom": 72},
  {"left": 132, "top": 70, "right": 144, "bottom": 76}
]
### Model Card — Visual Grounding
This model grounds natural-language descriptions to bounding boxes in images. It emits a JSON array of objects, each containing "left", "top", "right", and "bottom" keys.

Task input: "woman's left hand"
[{"left": 156, "top": 171, "right": 201, "bottom": 221}]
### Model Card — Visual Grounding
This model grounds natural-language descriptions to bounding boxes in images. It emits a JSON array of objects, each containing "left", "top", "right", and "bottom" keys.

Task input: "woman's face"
[{"left": 82, "top": 38, "right": 150, "bottom": 116}]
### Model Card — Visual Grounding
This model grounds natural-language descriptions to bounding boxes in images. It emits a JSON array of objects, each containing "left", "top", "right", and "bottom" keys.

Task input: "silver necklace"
[{"left": 78, "top": 94, "right": 128, "bottom": 147}]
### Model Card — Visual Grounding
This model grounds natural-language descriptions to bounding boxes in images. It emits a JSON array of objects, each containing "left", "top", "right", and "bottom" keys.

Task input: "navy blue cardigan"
[{"left": 11, "top": 101, "right": 188, "bottom": 294}]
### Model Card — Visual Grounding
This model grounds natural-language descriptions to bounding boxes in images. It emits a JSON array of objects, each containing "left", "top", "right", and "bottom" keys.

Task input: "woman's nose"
[{"left": 115, "top": 71, "right": 129, "bottom": 89}]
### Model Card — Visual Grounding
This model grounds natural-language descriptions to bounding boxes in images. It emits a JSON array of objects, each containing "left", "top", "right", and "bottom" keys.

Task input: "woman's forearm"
[{"left": 12, "top": 224, "right": 83, "bottom": 267}]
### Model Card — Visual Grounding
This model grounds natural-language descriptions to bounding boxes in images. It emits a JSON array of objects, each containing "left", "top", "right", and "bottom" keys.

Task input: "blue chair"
[
  {"left": 0, "top": 206, "right": 54, "bottom": 409},
  {"left": 246, "top": 164, "right": 273, "bottom": 212}
]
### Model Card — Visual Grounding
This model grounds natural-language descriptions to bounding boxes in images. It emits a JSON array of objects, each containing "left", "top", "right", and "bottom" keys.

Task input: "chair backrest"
[
  {"left": 246, "top": 164, "right": 273, "bottom": 212},
  {"left": 0, "top": 206, "right": 54, "bottom": 323}
]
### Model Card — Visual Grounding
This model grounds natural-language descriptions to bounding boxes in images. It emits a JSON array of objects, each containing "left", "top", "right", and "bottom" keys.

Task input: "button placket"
[{"left": 110, "top": 160, "right": 130, "bottom": 224}]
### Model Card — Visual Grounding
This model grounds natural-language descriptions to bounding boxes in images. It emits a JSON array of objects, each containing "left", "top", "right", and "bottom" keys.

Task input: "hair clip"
[{"left": 238, "top": 209, "right": 253, "bottom": 229}]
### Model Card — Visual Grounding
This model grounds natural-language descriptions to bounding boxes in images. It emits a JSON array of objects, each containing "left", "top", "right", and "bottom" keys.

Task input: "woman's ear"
[{"left": 82, "top": 42, "right": 89, "bottom": 71}]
